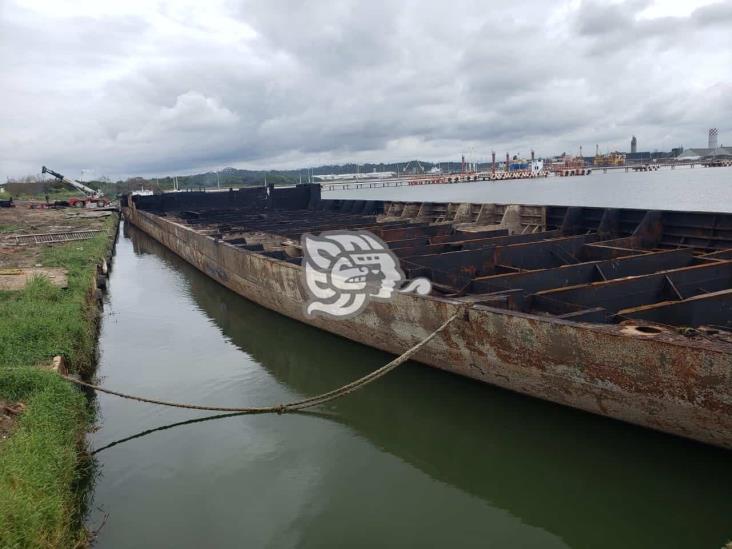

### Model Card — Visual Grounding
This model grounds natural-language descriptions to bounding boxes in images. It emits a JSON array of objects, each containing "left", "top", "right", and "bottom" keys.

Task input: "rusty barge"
[{"left": 122, "top": 185, "right": 732, "bottom": 449}]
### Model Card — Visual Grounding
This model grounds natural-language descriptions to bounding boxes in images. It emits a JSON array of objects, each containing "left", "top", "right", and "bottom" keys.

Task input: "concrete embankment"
[{"left": 0, "top": 204, "right": 119, "bottom": 547}]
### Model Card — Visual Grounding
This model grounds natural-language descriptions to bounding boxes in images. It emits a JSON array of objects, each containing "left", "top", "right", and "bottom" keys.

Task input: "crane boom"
[{"left": 41, "top": 166, "right": 101, "bottom": 198}]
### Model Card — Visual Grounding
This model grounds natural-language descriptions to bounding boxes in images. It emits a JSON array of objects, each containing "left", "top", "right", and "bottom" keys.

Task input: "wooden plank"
[{"left": 10, "top": 230, "right": 102, "bottom": 245}]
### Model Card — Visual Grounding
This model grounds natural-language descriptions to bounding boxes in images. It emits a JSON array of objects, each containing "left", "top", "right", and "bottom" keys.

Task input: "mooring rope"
[{"left": 61, "top": 312, "right": 460, "bottom": 414}]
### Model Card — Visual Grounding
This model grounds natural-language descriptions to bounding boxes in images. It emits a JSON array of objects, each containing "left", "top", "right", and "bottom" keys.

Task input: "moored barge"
[{"left": 122, "top": 185, "right": 732, "bottom": 448}]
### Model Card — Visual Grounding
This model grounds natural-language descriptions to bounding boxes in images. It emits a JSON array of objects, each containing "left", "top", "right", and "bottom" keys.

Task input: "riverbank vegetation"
[
  {"left": 0, "top": 214, "right": 117, "bottom": 547},
  {"left": 0, "top": 370, "right": 90, "bottom": 548}
]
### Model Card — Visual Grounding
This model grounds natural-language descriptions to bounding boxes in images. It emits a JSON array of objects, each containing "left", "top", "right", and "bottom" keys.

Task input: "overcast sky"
[{"left": 1, "top": 0, "right": 730, "bottom": 180}]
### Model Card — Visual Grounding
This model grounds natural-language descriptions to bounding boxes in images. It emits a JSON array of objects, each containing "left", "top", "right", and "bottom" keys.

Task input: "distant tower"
[
  {"left": 709, "top": 128, "right": 719, "bottom": 149},
  {"left": 631, "top": 136, "right": 637, "bottom": 154}
]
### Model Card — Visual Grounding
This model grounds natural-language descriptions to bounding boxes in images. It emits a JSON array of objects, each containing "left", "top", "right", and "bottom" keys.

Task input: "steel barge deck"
[{"left": 122, "top": 185, "right": 732, "bottom": 448}]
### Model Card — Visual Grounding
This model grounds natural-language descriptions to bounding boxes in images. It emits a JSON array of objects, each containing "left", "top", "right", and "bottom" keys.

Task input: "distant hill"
[
  {"left": 96, "top": 160, "right": 472, "bottom": 194},
  {"left": 7, "top": 160, "right": 478, "bottom": 197}
]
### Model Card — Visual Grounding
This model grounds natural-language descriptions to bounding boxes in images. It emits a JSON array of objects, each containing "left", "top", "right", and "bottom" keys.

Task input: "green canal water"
[{"left": 88, "top": 222, "right": 732, "bottom": 548}]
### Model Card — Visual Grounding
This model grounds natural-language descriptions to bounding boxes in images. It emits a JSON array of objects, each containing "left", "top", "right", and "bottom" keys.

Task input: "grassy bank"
[
  {"left": 0, "top": 370, "right": 90, "bottom": 548},
  {"left": 0, "top": 214, "right": 118, "bottom": 547}
]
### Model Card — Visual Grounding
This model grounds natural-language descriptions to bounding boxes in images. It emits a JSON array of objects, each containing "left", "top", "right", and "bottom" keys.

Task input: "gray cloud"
[{"left": 0, "top": 0, "right": 730, "bottom": 180}]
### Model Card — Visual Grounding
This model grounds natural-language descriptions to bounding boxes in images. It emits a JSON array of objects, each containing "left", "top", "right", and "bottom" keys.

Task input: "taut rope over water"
[{"left": 61, "top": 313, "right": 460, "bottom": 414}]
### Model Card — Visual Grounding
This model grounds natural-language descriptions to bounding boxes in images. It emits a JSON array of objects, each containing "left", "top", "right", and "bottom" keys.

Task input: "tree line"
[{"left": 4, "top": 160, "right": 477, "bottom": 196}]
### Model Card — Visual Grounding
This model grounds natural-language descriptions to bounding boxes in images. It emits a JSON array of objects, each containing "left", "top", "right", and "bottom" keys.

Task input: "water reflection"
[
  {"left": 94, "top": 223, "right": 732, "bottom": 548},
  {"left": 92, "top": 412, "right": 246, "bottom": 455}
]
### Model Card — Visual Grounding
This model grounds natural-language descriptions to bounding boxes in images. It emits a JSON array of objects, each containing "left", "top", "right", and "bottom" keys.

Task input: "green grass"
[
  {"left": 0, "top": 215, "right": 117, "bottom": 548},
  {"left": 0, "top": 219, "right": 115, "bottom": 374},
  {"left": 0, "top": 369, "right": 91, "bottom": 548}
]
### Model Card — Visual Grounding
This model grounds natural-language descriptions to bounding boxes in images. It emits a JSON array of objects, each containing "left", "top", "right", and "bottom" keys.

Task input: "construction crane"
[{"left": 41, "top": 166, "right": 109, "bottom": 207}]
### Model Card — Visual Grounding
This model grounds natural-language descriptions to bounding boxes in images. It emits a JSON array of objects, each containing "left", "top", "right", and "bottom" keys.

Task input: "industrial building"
[
  {"left": 676, "top": 146, "right": 732, "bottom": 161},
  {"left": 670, "top": 129, "right": 729, "bottom": 161}
]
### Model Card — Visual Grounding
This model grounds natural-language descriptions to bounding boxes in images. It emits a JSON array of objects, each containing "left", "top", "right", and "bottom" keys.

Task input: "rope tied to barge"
[{"left": 61, "top": 312, "right": 461, "bottom": 414}]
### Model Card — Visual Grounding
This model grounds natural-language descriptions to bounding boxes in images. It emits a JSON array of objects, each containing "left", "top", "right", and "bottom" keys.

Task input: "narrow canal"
[{"left": 88, "top": 222, "right": 732, "bottom": 548}]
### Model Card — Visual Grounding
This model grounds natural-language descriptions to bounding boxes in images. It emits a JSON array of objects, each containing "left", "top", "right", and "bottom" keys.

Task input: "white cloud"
[
  {"left": 133, "top": 92, "right": 239, "bottom": 135},
  {"left": 0, "top": 0, "right": 730, "bottom": 179},
  {"left": 637, "top": 0, "right": 720, "bottom": 19}
]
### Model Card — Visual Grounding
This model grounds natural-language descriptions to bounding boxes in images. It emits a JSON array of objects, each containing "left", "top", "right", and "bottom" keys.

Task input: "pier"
[{"left": 321, "top": 169, "right": 551, "bottom": 192}]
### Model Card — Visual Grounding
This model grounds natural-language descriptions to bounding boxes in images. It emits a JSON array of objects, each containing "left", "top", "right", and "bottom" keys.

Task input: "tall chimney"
[
  {"left": 491, "top": 151, "right": 496, "bottom": 174},
  {"left": 709, "top": 128, "right": 719, "bottom": 149},
  {"left": 506, "top": 153, "right": 510, "bottom": 172}
]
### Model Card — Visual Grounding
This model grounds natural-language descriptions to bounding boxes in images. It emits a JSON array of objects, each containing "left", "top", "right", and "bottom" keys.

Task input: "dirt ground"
[
  {"left": 0, "top": 202, "right": 114, "bottom": 268},
  {"left": 0, "top": 268, "right": 68, "bottom": 290}
]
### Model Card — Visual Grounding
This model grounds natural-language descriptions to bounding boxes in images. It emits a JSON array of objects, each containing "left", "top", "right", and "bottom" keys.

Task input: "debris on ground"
[
  {"left": 0, "top": 267, "right": 68, "bottom": 290},
  {"left": 0, "top": 202, "right": 112, "bottom": 268},
  {"left": 0, "top": 400, "right": 25, "bottom": 442}
]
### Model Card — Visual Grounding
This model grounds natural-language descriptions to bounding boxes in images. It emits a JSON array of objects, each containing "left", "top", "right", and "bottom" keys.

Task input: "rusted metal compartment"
[{"left": 122, "top": 185, "right": 732, "bottom": 448}]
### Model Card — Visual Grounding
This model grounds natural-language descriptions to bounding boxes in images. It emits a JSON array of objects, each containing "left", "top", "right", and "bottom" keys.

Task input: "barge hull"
[{"left": 123, "top": 189, "right": 732, "bottom": 448}]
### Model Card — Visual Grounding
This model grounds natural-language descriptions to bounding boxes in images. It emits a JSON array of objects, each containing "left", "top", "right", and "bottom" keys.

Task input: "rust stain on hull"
[{"left": 122, "top": 187, "right": 732, "bottom": 449}]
